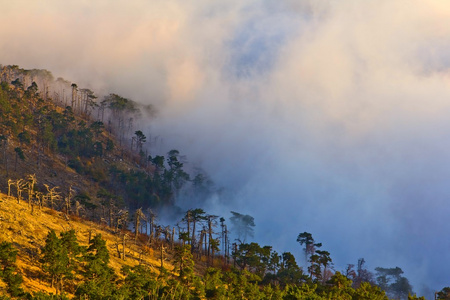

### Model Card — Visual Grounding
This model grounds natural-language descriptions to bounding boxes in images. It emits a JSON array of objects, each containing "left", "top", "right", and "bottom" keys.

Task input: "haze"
[{"left": 2, "top": 0, "right": 450, "bottom": 294}]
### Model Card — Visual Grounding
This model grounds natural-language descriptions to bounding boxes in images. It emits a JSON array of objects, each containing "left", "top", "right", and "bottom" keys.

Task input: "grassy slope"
[{"left": 0, "top": 192, "right": 174, "bottom": 296}]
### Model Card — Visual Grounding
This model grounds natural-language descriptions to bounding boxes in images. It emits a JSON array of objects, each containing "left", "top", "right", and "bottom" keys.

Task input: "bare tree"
[
  {"left": 64, "top": 186, "right": 75, "bottom": 216},
  {"left": 116, "top": 209, "right": 129, "bottom": 233},
  {"left": 34, "top": 191, "right": 44, "bottom": 209},
  {"left": 7, "top": 179, "right": 13, "bottom": 198},
  {"left": 146, "top": 208, "right": 157, "bottom": 243},
  {"left": 220, "top": 217, "right": 230, "bottom": 265},
  {"left": 198, "top": 228, "right": 206, "bottom": 259},
  {"left": 2, "top": 135, "right": 9, "bottom": 176},
  {"left": 74, "top": 200, "right": 83, "bottom": 217},
  {"left": 134, "top": 208, "right": 146, "bottom": 243},
  {"left": 160, "top": 243, "right": 166, "bottom": 269},
  {"left": 108, "top": 203, "right": 117, "bottom": 229},
  {"left": 71, "top": 83, "right": 77, "bottom": 110},
  {"left": 44, "top": 184, "right": 61, "bottom": 210},
  {"left": 14, "top": 179, "right": 26, "bottom": 203},
  {"left": 122, "top": 233, "right": 128, "bottom": 261},
  {"left": 27, "top": 174, "right": 37, "bottom": 207}
]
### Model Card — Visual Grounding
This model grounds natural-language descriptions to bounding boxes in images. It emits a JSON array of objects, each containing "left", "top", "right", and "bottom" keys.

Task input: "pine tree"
[
  {"left": 76, "top": 234, "right": 116, "bottom": 298},
  {"left": 41, "top": 230, "right": 68, "bottom": 294},
  {"left": 0, "top": 241, "right": 23, "bottom": 297},
  {"left": 174, "top": 245, "right": 195, "bottom": 285}
]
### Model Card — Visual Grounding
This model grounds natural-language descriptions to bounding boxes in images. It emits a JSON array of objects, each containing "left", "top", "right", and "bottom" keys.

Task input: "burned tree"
[
  {"left": 7, "top": 179, "right": 13, "bottom": 198},
  {"left": 71, "top": 83, "right": 77, "bottom": 110},
  {"left": 26, "top": 174, "right": 37, "bottom": 208},
  {"left": 14, "top": 179, "right": 26, "bottom": 204},
  {"left": 64, "top": 186, "right": 75, "bottom": 216},
  {"left": 44, "top": 184, "right": 61, "bottom": 210}
]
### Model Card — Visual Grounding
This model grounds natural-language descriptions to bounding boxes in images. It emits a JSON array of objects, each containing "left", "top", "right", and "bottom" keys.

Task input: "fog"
[{"left": 3, "top": 0, "right": 450, "bottom": 294}]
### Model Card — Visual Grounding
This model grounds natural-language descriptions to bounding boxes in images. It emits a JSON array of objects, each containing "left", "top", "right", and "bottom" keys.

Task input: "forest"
[{"left": 0, "top": 64, "right": 447, "bottom": 299}]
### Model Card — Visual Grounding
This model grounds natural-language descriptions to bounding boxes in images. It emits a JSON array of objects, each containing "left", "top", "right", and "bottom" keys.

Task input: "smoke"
[{"left": 3, "top": 0, "right": 450, "bottom": 293}]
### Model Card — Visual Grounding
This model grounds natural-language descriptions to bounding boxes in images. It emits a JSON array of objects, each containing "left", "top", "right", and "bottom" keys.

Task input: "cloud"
[{"left": 2, "top": 0, "right": 450, "bottom": 292}]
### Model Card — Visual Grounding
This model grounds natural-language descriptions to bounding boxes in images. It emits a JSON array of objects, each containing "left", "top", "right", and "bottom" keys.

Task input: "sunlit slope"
[{"left": 0, "top": 192, "right": 173, "bottom": 296}]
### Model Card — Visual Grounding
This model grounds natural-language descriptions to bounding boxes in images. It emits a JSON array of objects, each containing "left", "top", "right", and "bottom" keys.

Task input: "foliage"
[
  {"left": 40, "top": 230, "right": 83, "bottom": 295},
  {"left": 0, "top": 241, "right": 24, "bottom": 297},
  {"left": 438, "top": 287, "right": 450, "bottom": 300},
  {"left": 230, "top": 211, "right": 255, "bottom": 243},
  {"left": 174, "top": 245, "right": 195, "bottom": 284},
  {"left": 375, "top": 266, "right": 412, "bottom": 299}
]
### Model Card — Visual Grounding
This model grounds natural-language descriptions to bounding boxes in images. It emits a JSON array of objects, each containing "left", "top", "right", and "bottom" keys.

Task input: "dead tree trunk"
[
  {"left": 27, "top": 174, "right": 37, "bottom": 208},
  {"left": 7, "top": 179, "right": 13, "bottom": 198},
  {"left": 122, "top": 233, "right": 127, "bottom": 261},
  {"left": 160, "top": 243, "right": 165, "bottom": 269}
]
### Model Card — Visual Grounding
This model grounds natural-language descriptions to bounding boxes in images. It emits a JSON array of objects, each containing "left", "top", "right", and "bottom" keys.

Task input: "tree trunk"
[
  {"left": 171, "top": 227, "right": 175, "bottom": 250},
  {"left": 160, "top": 244, "right": 164, "bottom": 269},
  {"left": 116, "top": 242, "right": 121, "bottom": 259},
  {"left": 191, "top": 219, "right": 196, "bottom": 253},
  {"left": 122, "top": 234, "right": 126, "bottom": 260}
]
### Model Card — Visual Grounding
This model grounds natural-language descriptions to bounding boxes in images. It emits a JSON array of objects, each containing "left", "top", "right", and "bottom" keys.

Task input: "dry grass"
[{"left": 0, "top": 193, "right": 174, "bottom": 296}]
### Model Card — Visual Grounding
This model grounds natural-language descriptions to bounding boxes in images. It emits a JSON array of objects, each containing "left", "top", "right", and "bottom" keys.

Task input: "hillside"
[
  {"left": 0, "top": 192, "right": 172, "bottom": 297},
  {"left": 0, "top": 64, "right": 435, "bottom": 299}
]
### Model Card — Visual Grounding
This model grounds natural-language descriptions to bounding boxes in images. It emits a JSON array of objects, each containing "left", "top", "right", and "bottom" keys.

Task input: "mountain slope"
[{"left": 0, "top": 192, "right": 171, "bottom": 296}]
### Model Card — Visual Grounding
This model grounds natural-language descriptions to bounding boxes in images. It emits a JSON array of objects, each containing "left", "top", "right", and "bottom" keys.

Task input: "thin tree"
[
  {"left": 184, "top": 208, "right": 206, "bottom": 253},
  {"left": 206, "top": 214, "right": 218, "bottom": 263},
  {"left": 13, "top": 147, "right": 24, "bottom": 171},
  {"left": 146, "top": 208, "right": 157, "bottom": 243},
  {"left": 27, "top": 174, "right": 37, "bottom": 208},
  {"left": 71, "top": 83, "right": 77, "bottom": 110},
  {"left": 297, "top": 232, "right": 322, "bottom": 267},
  {"left": 7, "top": 179, "right": 13, "bottom": 198},
  {"left": 134, "top": 208, "right": 146, "bottom": 243},
  {"left": 64, "top": 186, "right": 74, "bottom": 216},
  {"left": 133, "top": 130, "right": 146, "bottom": 153},
  {"left": 14, "top": 179, "right": 26, "bottom": 204},
  {"left": 44, "top": 184, "right": 61, "bottom": 210},
  {"left": 122, "top": 233, "right": 127, "bottom": 261}
]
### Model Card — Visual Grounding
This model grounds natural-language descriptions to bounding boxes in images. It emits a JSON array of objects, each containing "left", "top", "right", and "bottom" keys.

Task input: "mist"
[{"left": 3, "top": 0, "right": 450, "bottom": 293}]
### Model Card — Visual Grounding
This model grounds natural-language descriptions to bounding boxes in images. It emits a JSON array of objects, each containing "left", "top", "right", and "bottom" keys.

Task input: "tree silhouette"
[
  {"left": 230, "top": 211, "right": 255, "bottom": 243},
  {"left": 71, "top": 83, "right": 77, "bottom": 109},
  {"left": 183, "top": 208, "right": 206, "bottom": 252},
  {"left": 134, "top": 208, "right": 146, "bottom": 242},
  {"left": 13, "top": 147, "right": 25, "bottom": 171},
  {"left": 375, "top": 266, "right": 412, "bottom": 299},
  {"left": 133, "top": 130, "right": 146, "bottom": 152},
  {"left": 297, "top": 232, "right": 322, "bottom": 267}
]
